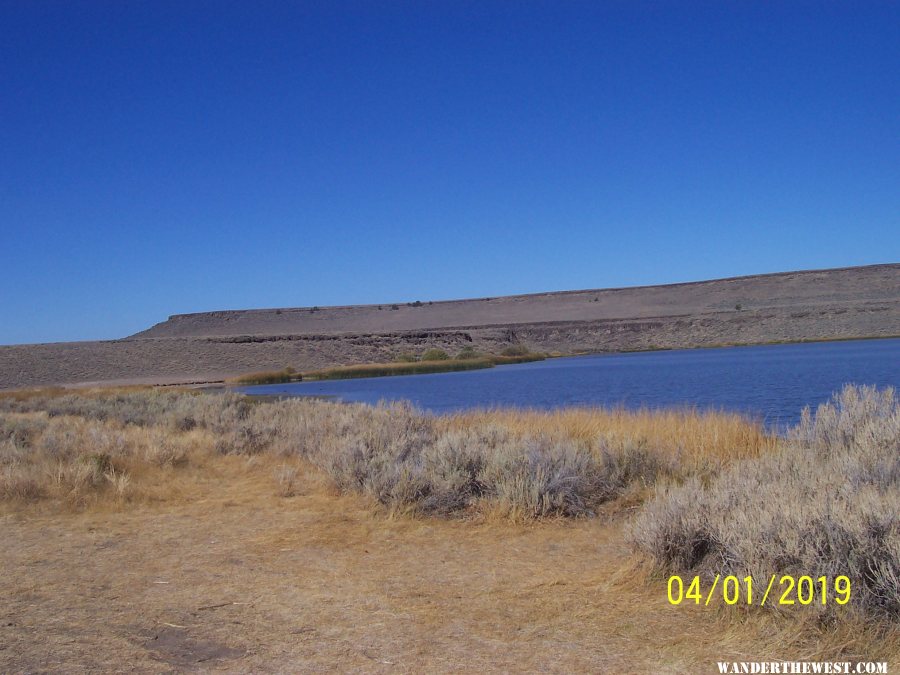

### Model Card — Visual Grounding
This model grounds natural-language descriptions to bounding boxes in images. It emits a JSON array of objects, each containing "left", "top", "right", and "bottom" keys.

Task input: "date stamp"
[{"left": 667, "top": 575, "right": 851, "bottom": 607}]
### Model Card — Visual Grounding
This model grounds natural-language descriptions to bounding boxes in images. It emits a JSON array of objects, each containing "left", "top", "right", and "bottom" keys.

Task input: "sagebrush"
[
  {"left": 629, "top": 385, "right": 900, "bottom": 619},
  {"left": 1, "top": 388, "right": 758, "bottom": 516}
]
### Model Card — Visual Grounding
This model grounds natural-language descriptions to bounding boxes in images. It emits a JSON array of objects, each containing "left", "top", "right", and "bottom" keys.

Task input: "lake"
[{"left": 239, "top": 338, "right": 900, "bottom": 429}]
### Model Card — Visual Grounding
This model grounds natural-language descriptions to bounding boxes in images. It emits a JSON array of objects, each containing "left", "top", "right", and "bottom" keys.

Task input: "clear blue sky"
[{"left": 1, "top": 1, "right": 898, "bottom": 344}]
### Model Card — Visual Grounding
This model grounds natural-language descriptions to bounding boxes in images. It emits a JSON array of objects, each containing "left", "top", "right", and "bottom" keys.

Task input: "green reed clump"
[
  {"left": 303, "top": 359, "right": 494, "bottom": 380},
  {"left": 231, "top": 368, "right": 300, "bottom": 385}
]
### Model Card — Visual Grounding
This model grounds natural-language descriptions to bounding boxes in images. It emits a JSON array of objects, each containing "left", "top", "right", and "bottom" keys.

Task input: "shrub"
[
  {"left": 0, "top": 385, "right": 780, "bottom": 522},
  {"left": 304, "top": 359, "right": 494, "bottom": 380},
  {"left": 38, "top": 417, "right": 88, "bottom": 460},
  {"left": 480, "top": 437, "right": 603, "bottom": 518},
  {"left": 456, "top": 346, "right": 480, "bottom": 360},
  {"left": 596, "top": 441, "right": 665, "bottom": 500},
  {"left": 311, "top": 403, "right": 650, "bottom": 518},
  {"left": 274, "top": 464, "right": 300, "bottom": 497},
  {"left": 0, "top": 414, "right": 48, "bottom": 447},
  {"left": 421, "top": 349, "right": 450, "bottom": 361},
  {"left": 145, "top": 429, "right": 189, "bottom": 466},
  {"left": 0, "top": 464, "right": 43, "bottom": 500},
  {"left": 501, "top": 345, "right": 531, "bottom": 357},
  {"left": 215, "top": 421, "right": 274, "bottom": 455},
  {"left": 629, "top": 385, "right": 900, "bottom": 619},
  {"left": 230, "top": 368, "right": 299, "bottom": 385}
]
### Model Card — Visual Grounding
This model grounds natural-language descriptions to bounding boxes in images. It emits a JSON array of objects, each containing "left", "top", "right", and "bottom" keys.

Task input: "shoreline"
[
  {"left": 2, "top": 334, "right": 899, "bottom": 393},
  {"left": 228, "top": 335, "right": 900, "bottom": 390}
]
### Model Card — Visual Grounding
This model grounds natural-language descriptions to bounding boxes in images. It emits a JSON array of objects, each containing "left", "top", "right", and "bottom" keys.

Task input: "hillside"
[
  {"left": 132, "top": 264, "right": 900, "bottom": 338},
  {"left": 1, "top": 263, "right": 898, "bottom": 389}
]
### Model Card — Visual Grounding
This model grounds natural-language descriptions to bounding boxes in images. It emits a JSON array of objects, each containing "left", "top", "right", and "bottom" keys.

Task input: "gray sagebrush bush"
[
  {"left": 0, "top": 388, "right": 747, "bottom": 522},
  {"left": 629, "top": 385, "right": 900, "bottom": 619}
]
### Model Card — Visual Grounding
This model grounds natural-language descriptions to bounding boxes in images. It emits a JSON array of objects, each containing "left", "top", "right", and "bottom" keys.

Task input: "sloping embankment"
[{"left": 1, "top": 264, "right": 898, "bottom": 389}]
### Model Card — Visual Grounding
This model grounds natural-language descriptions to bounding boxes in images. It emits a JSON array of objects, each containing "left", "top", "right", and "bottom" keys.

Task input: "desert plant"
[
  {"left": 304, "top": 359, "right": 493, "bottom": 380},
  {"left": 1, "top": 465, "right": 43, "bottom": 500},
  {"left": 456, "top": 346, "right": 480, "bottom": 360},
  {"left": 145, "top": 428, "right": 189, "bottom": 466},
  {"left": 104, "top": 466, "right": 131, "bottom": 500},
  {"left": 0, "top": 387, "right": 773, "bottom": 516},
  {"left": 274, "top": 464, "right": 300, "bottom": 497},
  {"left": 230, "top": 368, "right": 300, "bottom": 385},
  {"left": 629, "top": 385, "right": 900, "bottom": 619},
  {"left": 480, "top": 436, "right": 603, "bottom": 518},
  {"left": 0, "top": 414, "right": 48, "bottom": 447}
]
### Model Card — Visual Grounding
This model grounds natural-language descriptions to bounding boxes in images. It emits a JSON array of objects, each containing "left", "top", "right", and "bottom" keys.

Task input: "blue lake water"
[{"left": 239, "top": 338, "right": 900, "bottom": 429}]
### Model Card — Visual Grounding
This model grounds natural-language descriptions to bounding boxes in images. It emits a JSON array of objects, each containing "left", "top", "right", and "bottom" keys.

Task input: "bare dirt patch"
[{"left": 2, "top": 474, "right": 897, "bottom": 673}]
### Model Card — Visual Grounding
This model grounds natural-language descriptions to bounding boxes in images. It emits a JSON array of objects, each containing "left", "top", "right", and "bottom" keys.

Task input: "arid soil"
[
  {"left": 2, "top": 388, "right": 897, "bottom": 672},
  {"left": 2, "top": 463, "right": 893, "bottom": 674},
  {"left": 1, "top": 264, "right": 898, "bottom": 389}
]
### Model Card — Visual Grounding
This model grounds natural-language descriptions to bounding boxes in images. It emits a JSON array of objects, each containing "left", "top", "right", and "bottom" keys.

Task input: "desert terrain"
[
  {"left": 1, "top": 264, "right": 898, "bottom": 390},
  {"left": 2, "top": 386, "right": 898, "bottom": 673}
]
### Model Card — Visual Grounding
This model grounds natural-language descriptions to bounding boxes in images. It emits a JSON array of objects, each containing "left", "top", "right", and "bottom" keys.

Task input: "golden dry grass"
[
  {"left": 446, "top": 406, "right": 775, "bottom": 464},
  {"left": 631, "top": 385, "right": 900, "bottom": 619},
  {"left": 1, "top": 388, "right": 897, "bottom": 671},
  {"left": 2, "top": 457, "right": 898, "bottom": 673}
]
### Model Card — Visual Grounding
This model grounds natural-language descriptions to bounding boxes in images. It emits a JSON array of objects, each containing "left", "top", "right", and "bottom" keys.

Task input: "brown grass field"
[{"left": 1, "top": 387, "right": 898, "bottom": 672}]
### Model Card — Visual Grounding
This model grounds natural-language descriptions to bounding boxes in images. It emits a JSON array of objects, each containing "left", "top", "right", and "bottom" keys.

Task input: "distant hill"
[
  {"left": 132, "top": 263, "right": 900, "bottom": 338},
  {"left": 2, "top": 263, "right": 898, "bottom": 390}
]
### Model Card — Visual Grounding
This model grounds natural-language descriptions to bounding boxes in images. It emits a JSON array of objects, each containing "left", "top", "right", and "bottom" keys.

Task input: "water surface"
[{"left": 239, "top": 338, "right": 900, "bottom": 429}]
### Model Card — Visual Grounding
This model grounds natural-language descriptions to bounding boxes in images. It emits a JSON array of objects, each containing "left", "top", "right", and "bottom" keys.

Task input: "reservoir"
[{"left": 239, "top": 337, "right": 900, "bottom": 429}]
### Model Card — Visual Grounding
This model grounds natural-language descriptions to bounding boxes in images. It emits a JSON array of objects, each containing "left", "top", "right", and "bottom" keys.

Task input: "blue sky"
[{"left": 1, "top": 1, "right": 898, "bottom": 344}]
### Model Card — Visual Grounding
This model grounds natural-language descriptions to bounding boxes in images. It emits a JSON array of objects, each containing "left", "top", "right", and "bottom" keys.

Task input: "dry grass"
[
  {"left": 1, "top": 386, "right": 898, "bottom": 670},
  {"left": 229, "top": 367, "right": 300, "bottom": 385},
  {"left": 2, "top": 451, "right": 898, "bottom": 672},
  {"left": 0, "top": 388, "right": 767, "bottom": 519},
  {"left": 630, "top": 385, "right": 900, "bottom": 619},
  {"left": 447, "top": 406, "right": 775, "bottom": 472}
]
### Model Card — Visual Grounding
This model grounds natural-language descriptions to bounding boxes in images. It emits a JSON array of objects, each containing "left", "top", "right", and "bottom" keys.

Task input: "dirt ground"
[{"left": 2, "top": 460, "right": 896, "bottom": 673}]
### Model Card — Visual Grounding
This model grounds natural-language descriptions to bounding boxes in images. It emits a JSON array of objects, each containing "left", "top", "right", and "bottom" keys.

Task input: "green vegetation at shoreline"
[
  {"left": 305, "top": 357, "right": 495, "bottom": 380},
  {"left": 230, "top": 350, "right": 546, "bottom": 385},
  {"left": 228, "top": 335, "right": 899, "bottom": 386},
  {"left": 230, "top": 367, "right": 299, "bottom": 385}
]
